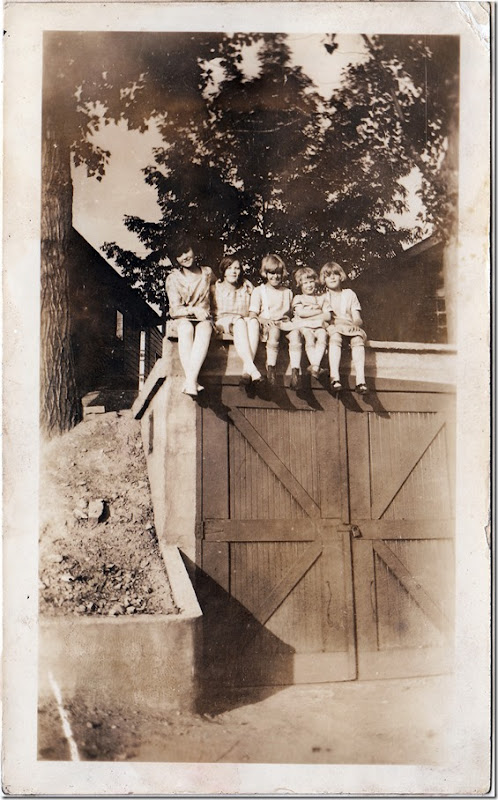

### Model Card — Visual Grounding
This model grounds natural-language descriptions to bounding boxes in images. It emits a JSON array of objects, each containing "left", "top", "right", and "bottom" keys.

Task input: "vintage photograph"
[{"left": 3, "top": 2, "right": 491, "bottom": 795}]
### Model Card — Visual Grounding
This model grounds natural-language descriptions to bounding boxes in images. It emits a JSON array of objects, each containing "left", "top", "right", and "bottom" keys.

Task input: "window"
[
  {"left": 139, "top": 330, "right": 147, "bottom": 389},
  {"left": 434, "top": 293, "right": 447, "bottom": 340},
  {"left": 116, "top": 310, "right": 124, "bottom": 340}
]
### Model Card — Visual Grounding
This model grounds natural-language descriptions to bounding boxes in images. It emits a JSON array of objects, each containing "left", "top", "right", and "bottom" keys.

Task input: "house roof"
[{"left": 70, "top": 228, "right": 162, "bottom": 326}]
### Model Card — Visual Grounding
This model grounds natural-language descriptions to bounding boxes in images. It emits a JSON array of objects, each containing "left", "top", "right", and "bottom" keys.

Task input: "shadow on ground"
[{"left": 181, "top": 554, "right": 292, "bottom": 716}]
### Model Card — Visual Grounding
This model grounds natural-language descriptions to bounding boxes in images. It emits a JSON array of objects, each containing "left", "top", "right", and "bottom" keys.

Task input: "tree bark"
[{"left": 40, "top": 114, "right": 80, "bottom": 436}]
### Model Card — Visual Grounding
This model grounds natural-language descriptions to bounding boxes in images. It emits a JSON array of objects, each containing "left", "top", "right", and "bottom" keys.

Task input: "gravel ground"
[
  {"left": 37, "top": 675, "right": 453, "bottom": 764},
  {"left": 39, "top": 410, "right": 178, "bottom": 617}
]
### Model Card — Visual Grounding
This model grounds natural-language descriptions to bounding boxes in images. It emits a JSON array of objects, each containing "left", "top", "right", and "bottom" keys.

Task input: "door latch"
[{"left": 350, "top": 524, "right": 362, "bottom": 538}]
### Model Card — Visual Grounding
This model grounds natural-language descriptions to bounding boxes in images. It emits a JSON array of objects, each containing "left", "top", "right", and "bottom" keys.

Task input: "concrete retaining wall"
[{"left": 39, "top": 546, "right": 202, "bottom": 713}]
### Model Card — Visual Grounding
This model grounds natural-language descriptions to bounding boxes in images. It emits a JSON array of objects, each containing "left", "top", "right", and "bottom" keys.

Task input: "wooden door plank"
[
  {"left": 341, "top": 533, "right": 358, "bottom": 679},
  {"left": 251, "top": 542, "right": 323, "bottom": 625},
  {"left": 202, "top": 541, "right": 230, "bottom": 593},
  {"left": 229, "top": 407, "right": 321, "bottom": 518},
  {"left": 352, "top": 540, "right": 378, "bottom": 653},
  {"left": 315, "top": 405, "right": 342, "bottom": 519},
  {"left": 204, "top": 519, "right": 320, "bottom": 541},
  {"left": 372, "top": 541, "right": 449, "bottom": 633},
  {"left": 320, "top": 539, "right": 350, "bottom": 654},
  {"left": 371, "top": 412, "right": 446, "bottom": 520},
  {"left": 352, "top": 519, "right": 454, "bottom": 540},
  {"left": 445, "top": 399, "right": 457, "bottom": 515},
  {"left": 338, "top": 403, "right": 350, "bottom": 523},
  {"left": 346, "top": 412, "right": 371, "bottom": 520},
  {"left": 202, "top": 409, "right": 229, "bottom": 520}
]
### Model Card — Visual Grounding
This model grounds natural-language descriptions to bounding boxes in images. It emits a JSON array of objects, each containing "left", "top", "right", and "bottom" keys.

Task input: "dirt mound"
[{"left": 39, "top": 410, "right": 178, "bottom": 617}]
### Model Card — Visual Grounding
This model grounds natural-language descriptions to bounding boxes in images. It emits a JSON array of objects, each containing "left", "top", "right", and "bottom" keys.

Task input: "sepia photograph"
[{"left": 2, "top": 1, "right": 492, "bottom": 795}]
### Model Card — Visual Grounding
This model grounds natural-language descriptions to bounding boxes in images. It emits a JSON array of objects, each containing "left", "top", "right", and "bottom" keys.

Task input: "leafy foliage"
[{"left": 47, "top": 32, "right": 457, "bottom": 306}]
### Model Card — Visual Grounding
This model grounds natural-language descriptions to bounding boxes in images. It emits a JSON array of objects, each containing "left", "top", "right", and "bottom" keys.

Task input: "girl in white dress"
[
  {"left": 320, "top": 262, "right": 368, "bottom": 395},
  {"left": 249, "top": 254, "right": 303, "bottom": 389},
  {"left": 292, "top": 267, "right": 331, "bottom": 378}
]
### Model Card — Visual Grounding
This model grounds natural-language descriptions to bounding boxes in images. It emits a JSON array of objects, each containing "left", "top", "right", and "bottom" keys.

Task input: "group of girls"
[{"left": 165, "top": 238, "right": 368, "bottom": 397}]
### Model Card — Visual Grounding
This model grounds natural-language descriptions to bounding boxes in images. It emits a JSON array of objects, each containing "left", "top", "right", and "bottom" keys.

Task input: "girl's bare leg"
[
  {"left": 177, "top": 319, "right": 195, "bottom": 391},
  {"left": 302, "top": 328, "right": 316, "bottom": 366},
  {"left": 233, "top": 318, "right": 261, "bottom": 379},
  {"left": 313, "top": 328, "right": 328, "bottom": 368},
  {"left": 351, "top": 343, "right": 366, "bottom": 385},
  {"left": 328, "top": 341, "right": 342, "bottom": 382},
  {"left": 266, "top": 326, "right": 280, "bottom": 367},
  {"left": 247, "top": 317, "right": 260, "bottom": 363},
  {"left": 189, "top": 320, "right": 212, "bottom": 390},
  {"left": 287, "top": 329, "right": 303, "bottom": 370},
  {"left": 178, "top": 319, "right": 212, "bottom": 394}
]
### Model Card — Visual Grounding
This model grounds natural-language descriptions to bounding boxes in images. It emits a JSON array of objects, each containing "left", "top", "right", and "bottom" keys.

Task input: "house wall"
[
  {"left": 67, "top": 230, "right": 162, "bottom": 398},
  {"left": 353, "top": 243, "right": 447, "bottom": 344},
  {"left": 145, "top": 325, "right": 163, "bottom": 376}
]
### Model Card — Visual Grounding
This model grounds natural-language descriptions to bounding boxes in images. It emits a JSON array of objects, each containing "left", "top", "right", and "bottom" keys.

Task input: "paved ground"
[{"left": 38, "top": 673, "right": 452, "bottom": 765}]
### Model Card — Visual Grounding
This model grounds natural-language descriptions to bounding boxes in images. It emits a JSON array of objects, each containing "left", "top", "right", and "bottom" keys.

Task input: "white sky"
[{"left": 72, "top": 34, "right": 425, "bottom": 260}]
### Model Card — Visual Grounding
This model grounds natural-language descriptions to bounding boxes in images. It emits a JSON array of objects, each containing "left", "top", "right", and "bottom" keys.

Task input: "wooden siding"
[
  {"left": 145, "top": 326, "right": 163, "bottom": 378},
  {"left": 67, "top": 229, "right": 162, "bottom": 396}
]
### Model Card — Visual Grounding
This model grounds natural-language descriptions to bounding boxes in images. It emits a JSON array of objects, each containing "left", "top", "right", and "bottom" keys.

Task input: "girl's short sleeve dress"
[
  {"left": 165, "top": 266, "right": 213, "bottom": 338},
  {"left": 212, "top": 279, "right": 254, "bottom": 336}
]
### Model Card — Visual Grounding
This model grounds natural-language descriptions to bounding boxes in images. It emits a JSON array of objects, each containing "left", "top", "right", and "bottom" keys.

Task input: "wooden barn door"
[
  {"left": 198, "top": 387, "right": 356, "bottom": 685},
  {"left": 345, "top": 389, "right": 455, "bottom": 679}
]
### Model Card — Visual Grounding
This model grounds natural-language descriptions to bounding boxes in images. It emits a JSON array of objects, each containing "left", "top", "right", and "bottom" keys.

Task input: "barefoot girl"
[
  {"left": 212, "top": 255, "right": 262, "bottom": 384},
  {"left": 249, "top": 254, "right": 303, "bottom": 389},
  {"left": 165, "top": 239, "right": 213, "bottom": 396},
  {"left": 291, "top": 267, "right": 331, "bottom": 378},
  {"left": 320, "top": 262, "right": 368, "bottom": 394}
]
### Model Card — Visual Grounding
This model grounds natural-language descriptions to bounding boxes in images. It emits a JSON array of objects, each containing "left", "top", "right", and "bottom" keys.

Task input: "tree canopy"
[{"left": 98, "top": 32, "right": 458, "bottom": 307}]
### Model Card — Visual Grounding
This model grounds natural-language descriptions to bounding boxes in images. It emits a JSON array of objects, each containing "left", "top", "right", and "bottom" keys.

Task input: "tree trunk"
[{"left": 40, "top": 115, "right": 80, "bottom": 436}]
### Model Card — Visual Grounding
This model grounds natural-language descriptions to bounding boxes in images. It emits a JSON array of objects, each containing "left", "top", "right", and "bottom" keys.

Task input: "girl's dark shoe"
[
  {"left": 330, "top": 379, "right": 342, "bottom": 392},
  {"left": 355, "top": 383, "right": 368, "bottom": 395},
  {"left": 266, "top": 365, "right": 277, "bottom": 386},
  {"left": 290, "top": 368, "right": 301, "bottom": 390}
]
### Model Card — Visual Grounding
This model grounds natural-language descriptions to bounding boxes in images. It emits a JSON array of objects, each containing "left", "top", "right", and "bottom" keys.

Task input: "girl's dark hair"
[
  {"left": 218, "top": 254, "right": 243, "bottom": 287},
  {"left": 171, "top": 237, "right": 194, "bottom": 260}
]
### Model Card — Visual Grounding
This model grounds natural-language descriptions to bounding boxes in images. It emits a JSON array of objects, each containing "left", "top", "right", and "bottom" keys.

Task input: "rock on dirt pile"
[{"left": 39, "top": 410, "right": 178, "bottom": 617}]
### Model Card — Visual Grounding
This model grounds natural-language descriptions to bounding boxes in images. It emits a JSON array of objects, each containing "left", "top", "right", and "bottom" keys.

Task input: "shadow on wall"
[{"left": 181, "top": 554, "right": 293, "bottom": 717}]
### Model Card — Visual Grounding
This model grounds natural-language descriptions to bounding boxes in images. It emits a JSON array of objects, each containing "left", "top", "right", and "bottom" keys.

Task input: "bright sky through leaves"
[{"left": 72, "top": 33, "right": 427, "bottom": 262}]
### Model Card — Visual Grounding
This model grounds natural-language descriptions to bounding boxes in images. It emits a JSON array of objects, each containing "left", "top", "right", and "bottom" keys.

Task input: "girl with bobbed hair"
[
  {"left": 320, "top": 261, "right": 368, "bottom": 395},
  {"left": 249, "top": 254, "right": 303, "bottom": 389},
  {"left": 291, "top": 267, "right": 331, "bottom": 378},
  {"left": 212, "top": 254, "right": 261, "bottom": 384}
]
